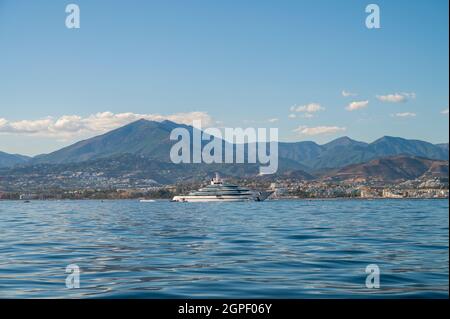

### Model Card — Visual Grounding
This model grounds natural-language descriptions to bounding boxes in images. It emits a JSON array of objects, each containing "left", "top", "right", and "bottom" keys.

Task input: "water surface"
[{"left": 0, "top": 199, "right": 448, "bottom": 298}]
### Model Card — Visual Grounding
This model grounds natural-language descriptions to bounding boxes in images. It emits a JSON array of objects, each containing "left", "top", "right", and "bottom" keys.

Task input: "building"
[{"left": 382, "top": 189, "right": 404, "bottom": 198}]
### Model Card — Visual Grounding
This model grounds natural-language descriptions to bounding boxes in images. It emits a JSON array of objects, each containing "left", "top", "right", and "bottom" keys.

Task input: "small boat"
[
  {"left": 139, "top": 199, "right": 156, "bottom": 203},
  {"left": 172, "top": 173, "right": 273, "bottom": 203}
]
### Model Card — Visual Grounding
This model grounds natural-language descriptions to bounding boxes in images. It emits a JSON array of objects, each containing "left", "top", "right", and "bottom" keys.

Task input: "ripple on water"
[{"left": 0, "top": 199, "right": 447, "bottom": 298}]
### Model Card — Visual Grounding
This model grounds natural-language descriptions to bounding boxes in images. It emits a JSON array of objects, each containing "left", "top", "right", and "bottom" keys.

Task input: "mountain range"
[
  {"left": 0, "top": 119, "right": 448, "bottom": 184},
  {"left": 278, "top": 136, "right": 448, "bottom": 170},
  {"left": 13, "top": 120, "right": 450, "bottom": 167}
]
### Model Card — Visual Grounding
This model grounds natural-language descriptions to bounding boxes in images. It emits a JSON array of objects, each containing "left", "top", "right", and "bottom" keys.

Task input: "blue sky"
[{"left": 0, "top": 0, "right": 448, "bottom": 156}]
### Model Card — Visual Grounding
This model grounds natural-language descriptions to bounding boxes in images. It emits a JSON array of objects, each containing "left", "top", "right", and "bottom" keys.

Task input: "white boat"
[
  {"left": 139, "top": 199, "right": 156, "bottom": 203},
  {"left": 172, "top": 173, "right": 273, "bottom": 202}
]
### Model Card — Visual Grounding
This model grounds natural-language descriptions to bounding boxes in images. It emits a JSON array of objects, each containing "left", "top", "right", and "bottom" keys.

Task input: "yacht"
[{"left": 172, "top": 173, "right": 273, "bottom": 202}]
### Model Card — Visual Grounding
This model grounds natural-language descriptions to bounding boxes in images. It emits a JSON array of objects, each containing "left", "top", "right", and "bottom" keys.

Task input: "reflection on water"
[{"left": 0, "top": 199, "right": 448, "bottom": 298}]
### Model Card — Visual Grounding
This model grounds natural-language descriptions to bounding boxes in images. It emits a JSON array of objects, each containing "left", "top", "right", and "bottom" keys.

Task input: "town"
[{"left": 1, "top": 170, "right": 447, "bottom": 200}]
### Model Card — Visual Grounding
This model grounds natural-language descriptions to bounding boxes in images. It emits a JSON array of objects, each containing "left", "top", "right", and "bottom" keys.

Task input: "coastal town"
[{"left": 1, "top": 171, "right": 447, "bottom": 200}]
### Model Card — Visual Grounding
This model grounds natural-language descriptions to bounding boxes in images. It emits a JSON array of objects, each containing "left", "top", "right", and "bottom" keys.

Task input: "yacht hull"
[
  {"left": 172, "top": 191, "right": 273, "bottom": 203},
  {"left": 172, "top": 196, "right": 252, "bottom": 202}
]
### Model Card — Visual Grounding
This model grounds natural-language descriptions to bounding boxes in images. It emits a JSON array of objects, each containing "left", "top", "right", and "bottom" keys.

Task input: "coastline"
[{"left": 1, "top": 197, "right": 448, "bottom": 202}]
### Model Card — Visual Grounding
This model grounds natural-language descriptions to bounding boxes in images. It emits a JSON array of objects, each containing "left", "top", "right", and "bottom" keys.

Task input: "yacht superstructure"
[{"left": 172, "top": 174, "right": 273, "bottom": 202}]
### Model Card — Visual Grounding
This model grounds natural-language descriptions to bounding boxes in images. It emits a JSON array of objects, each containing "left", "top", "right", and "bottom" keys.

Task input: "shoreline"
[{"left": 1, "top": 197, "right": 448, "bottom": 202}]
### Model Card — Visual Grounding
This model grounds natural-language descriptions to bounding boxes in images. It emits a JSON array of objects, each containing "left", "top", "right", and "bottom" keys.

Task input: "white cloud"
[
  {"left": 441, "top": 108, "right": 449, "bottom": 115},
  {"left": 342, "top": 90, "right": 357, "bottom": 97},
  {"left": 267, "top": 118, "right": 279, "bottom": 123},
  {"left": 290, "top": 103, "right": 324, "bottom": 119},
  {"left": 288, "top": 113, "right": 314, "bottom": 119},
  {"left": 0, "top": 117, "right": 54, "bottom": 134},
  {"left": 291, "top": 103, "right": 325, "bottom": 113},
  {"left": 293, "top": 125, "right": 346, "bottom": 136},
  {"left": 392, "top": 112, "right": 416, "bottom": 117},
  {"left": 346, "top": 100, "right": 369, "bottom": 111},
  {"left": 0, "top": 111, "right": 214, "bottom": 139},
  {"left": 376, "top": 92, "right": 416, "bottom": 103}
]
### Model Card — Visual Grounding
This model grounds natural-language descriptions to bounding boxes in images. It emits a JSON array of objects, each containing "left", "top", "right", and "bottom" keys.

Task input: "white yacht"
[{"left": 172, "top": 174, "right": 273, "bottom": 202}]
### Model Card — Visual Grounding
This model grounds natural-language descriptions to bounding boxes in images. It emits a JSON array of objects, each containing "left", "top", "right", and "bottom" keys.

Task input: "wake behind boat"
[{"left": 172, "top": 173, "right": 273, "bottom": 202}]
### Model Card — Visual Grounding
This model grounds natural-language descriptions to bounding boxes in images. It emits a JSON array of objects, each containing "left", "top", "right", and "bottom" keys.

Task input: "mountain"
[
  {"left": 323, "top": 156, "right": 449, "bottom": 183},
  {"left": 436, "top": 143, "right": 449, "bottom": 153},
  {"left": 0, "top": 151, "right": 30, "bottom": 168},
  {"left": 33, "top": 119, "right": 184, "bottom": 164},
  {"left": 368, "top": 136, "right": 447, "bottom": 159},
  {"left": 280, "top": 136, "right": 448, "bottom": 170},
  {"left": 311, "top": 137, "right": 370, "bottom": 169},
  {"left": 278, "top": 141, "right": 323, "bottom": 165},
  {"left": 30, "top": 119, "right": 449, "bottom": 172},
  {"left": 323, "top": 136, "right": 368, "bottom": 149}
]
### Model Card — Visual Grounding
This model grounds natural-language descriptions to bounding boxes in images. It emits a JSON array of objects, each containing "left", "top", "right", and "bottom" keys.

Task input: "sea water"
[{"left": 0, "top": 199, "right": 448, "bottom": 298}]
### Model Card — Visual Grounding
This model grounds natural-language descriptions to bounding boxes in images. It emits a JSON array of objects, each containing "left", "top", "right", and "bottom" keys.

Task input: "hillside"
[
  {"left": 32, "top": 119, "right": 184, "bottom": 164},
  {"left": 0, "top": 151, "right": 30, "bottom": 168},
  {"left": 323, "top": 156, "right": 449, "bottom": 183}
]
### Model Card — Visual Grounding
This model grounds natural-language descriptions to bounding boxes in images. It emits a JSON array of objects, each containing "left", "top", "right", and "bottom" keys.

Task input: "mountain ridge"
[
  {"left": 1, "top": 119, "right": 449, "bottom": 172},
  {"left": 0, "top": 151, "right": 31, "bottom": 168}
]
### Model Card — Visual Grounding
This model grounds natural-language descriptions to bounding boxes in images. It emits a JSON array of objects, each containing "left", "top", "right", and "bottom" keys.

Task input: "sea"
[{"left": 0, "top": 199, "right": 448, "bottom": 298}]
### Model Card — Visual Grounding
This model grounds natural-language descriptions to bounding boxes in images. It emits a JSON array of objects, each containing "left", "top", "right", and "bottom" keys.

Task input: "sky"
[{"left": 0, "top": 0, "right": 448, "bottom": 156}]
